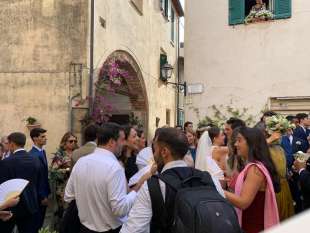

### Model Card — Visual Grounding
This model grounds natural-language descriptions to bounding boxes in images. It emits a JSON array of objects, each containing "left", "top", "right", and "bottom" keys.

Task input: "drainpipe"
[
  {"left": 176, "top": 16, "right": 181, "bottom": 125},
  {"left": 89, "top": 0, "right": 95, "bottom": 114}
]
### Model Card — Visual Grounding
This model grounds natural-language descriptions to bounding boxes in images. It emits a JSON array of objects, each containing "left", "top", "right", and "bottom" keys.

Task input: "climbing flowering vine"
[{"left": 79, "top": 59, "right": 132, "bottom": 126}]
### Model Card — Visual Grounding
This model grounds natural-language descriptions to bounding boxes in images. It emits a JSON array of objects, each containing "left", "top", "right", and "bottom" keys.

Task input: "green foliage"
[
  {"left": 39, "top": 227, "right": 57, "bottom": 233},
  {"left": 198, "top": 104, "right": 255, "bottom": 128},
  {"left": 25, "top": 116, "right": 38, "bottom": 125},
  {"left": 244, "top": 5, "right": 273, "bottom": 24},
  {"left": 129, "top": 112, "right": 143, "bottom": 128}
]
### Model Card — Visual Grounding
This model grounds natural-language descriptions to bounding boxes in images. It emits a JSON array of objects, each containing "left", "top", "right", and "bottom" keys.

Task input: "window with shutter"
[
  {"left": 131, "top": 0, "right": 143, "bottom": 14},
  {"left": 274, "top": 0, "right": 291, "bottom": 19},
  {"left": 229, "top": 0, "right": 291, "bottom": 25},
  {"left": 229, "top": 0, "right": 245, "bottom": 25}
]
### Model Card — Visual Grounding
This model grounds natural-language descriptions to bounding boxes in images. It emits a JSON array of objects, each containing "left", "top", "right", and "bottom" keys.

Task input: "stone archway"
[{"left": 95, "top": 50, "right": 148, "bottom": 130}]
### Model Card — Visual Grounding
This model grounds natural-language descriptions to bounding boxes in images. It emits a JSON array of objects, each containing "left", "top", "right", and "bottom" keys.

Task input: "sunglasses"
[{"left": 68, "top": 140, "right": 77, "bottom": 144}]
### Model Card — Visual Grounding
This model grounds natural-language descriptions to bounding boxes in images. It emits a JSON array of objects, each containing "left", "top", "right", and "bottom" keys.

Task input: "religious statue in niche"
[{"left": 244, "top": 0, "right": 273, "bottom": 24}]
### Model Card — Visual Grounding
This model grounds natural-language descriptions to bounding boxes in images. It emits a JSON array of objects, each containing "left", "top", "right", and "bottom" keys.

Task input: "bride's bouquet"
[{"left": 265, "top": 115, "right": 295, "bottom": 135}]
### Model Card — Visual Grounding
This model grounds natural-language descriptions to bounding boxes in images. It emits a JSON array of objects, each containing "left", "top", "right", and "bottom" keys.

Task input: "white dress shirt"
[
  {"left": 64, "top": 148, "right": 137, "bottom": 232},
  {"left": 13, "top": 148, "right": 26, "bottom": 154},
  {"left": 288, "top": 135, "right": 293, "bottom": 145},
  {"left": 120, "top": 160, "right": 225, "bottom": 233},
  {"left": 33, "top": 145, "right": 43, "bottom": 152}
]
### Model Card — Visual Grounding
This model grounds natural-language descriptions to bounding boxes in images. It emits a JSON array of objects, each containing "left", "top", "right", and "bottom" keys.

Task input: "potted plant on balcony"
[
  {"left": 25, "top": 116, "right": 41, "bottom": 130},
  {"left": 244, "top": 1, "right": 273, "bottom": 24}
]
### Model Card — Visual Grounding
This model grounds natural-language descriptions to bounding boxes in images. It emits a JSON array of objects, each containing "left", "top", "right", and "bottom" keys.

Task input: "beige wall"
[
  {"left": 92, "top": 0, "right": 179, "bottom": 138},
  {"left": 0, "top": 0, "right": 88, "bottom": 157},
  {"left": 0, "top": 0, "right": 180, "bottom": 155},
  {"left": 185, "top": 0, "right": 310, "bottom": 127}
]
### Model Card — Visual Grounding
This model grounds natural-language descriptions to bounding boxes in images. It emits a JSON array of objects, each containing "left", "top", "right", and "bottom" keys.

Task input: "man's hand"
[
  {"left": 0, "top": 211, "right": 13, "bottom": 221},
  {"left": 293, "top": 160, "right": 306, "bottom": 173},
  {"left": 41, "top": 198, "right": 49, "bottom": 206}
]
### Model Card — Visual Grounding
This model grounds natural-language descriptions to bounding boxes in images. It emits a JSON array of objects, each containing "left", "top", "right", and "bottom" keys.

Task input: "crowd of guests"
[{"left": 0, "top": 112, "right": 309, "bottom": 233}]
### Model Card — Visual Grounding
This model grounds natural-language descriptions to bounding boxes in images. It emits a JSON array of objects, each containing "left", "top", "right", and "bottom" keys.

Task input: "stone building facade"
[{"left": 0, "top": 0, "right": 183, "bottom": 156}]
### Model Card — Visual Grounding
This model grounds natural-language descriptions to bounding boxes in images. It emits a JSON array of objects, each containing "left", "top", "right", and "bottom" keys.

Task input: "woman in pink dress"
[{"left": 224, "top": 127, "right": 280, "bottom": 233}]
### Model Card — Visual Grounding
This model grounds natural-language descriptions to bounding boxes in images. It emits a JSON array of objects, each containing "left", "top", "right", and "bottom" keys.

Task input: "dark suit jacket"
[
  {"left": 0, "top": 149, "right": 41, "bottom": 217},
  {"left": 293, "top": 126, "right": 310, "bottom": 152},
  {"left": 281, "top": 135, "right": 308, "bottom": 168},
  {"left": 29, "top": 146, "right": 51, "bottom": 201},
  {"left": 300, "top": 162, "right": 310, "bottom": 210}
]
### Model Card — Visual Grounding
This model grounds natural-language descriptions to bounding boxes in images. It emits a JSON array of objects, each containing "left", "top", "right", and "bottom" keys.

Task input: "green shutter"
[
  {"left": 165, "top": 0, "right": 169, "bottom": 17},
  {"left": 229, "top": 0, "right": 245, "bottom": 25},
  {"left": 274, "top": 0, "right": 291, "bottom": 19},
  {"left": 171, "top": 8, "right": 175, "bottom": 42}
]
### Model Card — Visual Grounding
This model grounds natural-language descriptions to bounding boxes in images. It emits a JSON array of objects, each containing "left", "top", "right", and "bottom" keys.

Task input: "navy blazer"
[
  {"left": 0, "top": 150, "right": 41, "bottom": 217},
  {"left": 300, "top": 160, "right": 310, "bottom": 210},
  {"left": 29, "top": 146, "right": 51, "bottom": 200},
  {"left": 281, "top": 135, "right": 308, "bottom": 168},
  {"left": 293, "top": 126, "right": 310, "bottom": 152}
]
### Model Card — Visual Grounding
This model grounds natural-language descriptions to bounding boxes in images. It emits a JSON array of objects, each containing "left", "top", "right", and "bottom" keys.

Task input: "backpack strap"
[
  {"left": 159, "top": 167, "right": 216, "bottom": 190},
  {"left": 147, "top": 175, "right": 169, "bottom": 232},
  {"left": 158, "top": 171, "right": 183, "bottom": 191}
]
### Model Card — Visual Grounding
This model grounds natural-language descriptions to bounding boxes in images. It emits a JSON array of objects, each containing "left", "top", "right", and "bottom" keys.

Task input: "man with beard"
[
  {"left": 120, "top": 127, "right": 225, "bottom": 233},
  {"left": 65, "top": 123, "right": 142, "bottom": 233}
]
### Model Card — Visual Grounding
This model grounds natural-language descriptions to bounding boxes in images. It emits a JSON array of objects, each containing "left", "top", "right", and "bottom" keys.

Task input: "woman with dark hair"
[
  {"left": 208, "top": 127, "right": 229, "bottom": 173},
  {"left": 120, "top": 126, "right": 139, "bottom": 181},
  {"left": 226, "top": 127, "right": 245, "bottom": 191},
  {"left": 136, "top": 128, "right": 147, "bottom": 151},
  {"left": 224, "top": 127, "right": 280, "bottom": 233}
]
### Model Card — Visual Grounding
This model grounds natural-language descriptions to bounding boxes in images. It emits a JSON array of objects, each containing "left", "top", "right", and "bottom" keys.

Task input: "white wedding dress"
[{"left": 195, "top": 131, "right": 225, "bottom": 180}]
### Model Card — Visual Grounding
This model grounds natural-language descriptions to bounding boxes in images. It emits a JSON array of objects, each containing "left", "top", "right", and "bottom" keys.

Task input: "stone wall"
[
  {"left": 0, "top": 0, "right": 88, "bottom": 158},
  {"left": 93, "top": 0, "right": 180, "bottom": 139}
]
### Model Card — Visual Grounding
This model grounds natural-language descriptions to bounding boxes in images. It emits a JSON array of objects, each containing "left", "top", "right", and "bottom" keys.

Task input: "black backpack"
[{"left": 147, "top": 167, "right": 242, "bottom": 233}]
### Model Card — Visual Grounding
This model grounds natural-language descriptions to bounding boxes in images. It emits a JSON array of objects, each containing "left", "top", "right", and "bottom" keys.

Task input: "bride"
[{"left": 195, "top": 129, "right": 225, "bottom": 181}]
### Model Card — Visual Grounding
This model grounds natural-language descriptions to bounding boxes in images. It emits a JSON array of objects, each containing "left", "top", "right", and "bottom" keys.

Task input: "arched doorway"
[{"left": 94, "top": 50, "right": 148, "bottom": 131}]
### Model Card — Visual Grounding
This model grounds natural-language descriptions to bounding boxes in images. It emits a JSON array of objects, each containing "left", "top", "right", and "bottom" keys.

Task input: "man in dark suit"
[
  {"left": 281, "top": 128, "right": 306, "bottom": 213},
  {"left": 29, "top": 128, "right": 51, "bottom": 229},
  {"left": 294, "top": 158, "right": 310, "bottom": 210},
  {"left": 281, "top": 128, "right": 307, "bottom": 168},
  {"left": 293, "top": 113, "right": 310, "bottom": 152},
  {"left": 0, "top": 132, "right": 41, "bottom": 233}
]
